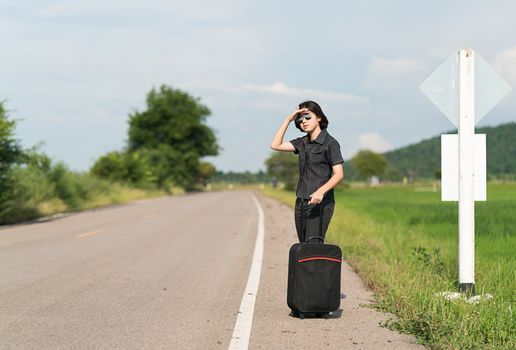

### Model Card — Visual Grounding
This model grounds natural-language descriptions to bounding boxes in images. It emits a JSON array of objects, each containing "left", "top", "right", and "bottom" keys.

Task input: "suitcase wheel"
[{"left": 290, "top": 310, "right": 330, "bottom": 319}]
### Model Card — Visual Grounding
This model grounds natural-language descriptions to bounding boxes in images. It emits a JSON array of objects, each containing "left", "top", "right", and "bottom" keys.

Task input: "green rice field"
[{"left": 263, "top": 183, "right": 515, "bottom": 349}]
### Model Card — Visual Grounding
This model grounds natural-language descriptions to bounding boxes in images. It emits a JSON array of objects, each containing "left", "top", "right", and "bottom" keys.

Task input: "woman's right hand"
[{"left": 288, "top": 107, "right": 308, "bottom": 122}]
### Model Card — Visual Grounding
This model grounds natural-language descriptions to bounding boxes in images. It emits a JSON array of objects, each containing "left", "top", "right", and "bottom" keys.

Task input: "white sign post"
[
  {"left": 458, "top": 49, "right": 475, "bottom": 293},
  {"left": 420, "top": 47, "right": 511, "bottom": 294}
]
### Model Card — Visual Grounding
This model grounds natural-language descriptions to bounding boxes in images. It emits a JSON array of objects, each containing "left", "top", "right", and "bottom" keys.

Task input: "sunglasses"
[{"left": 296, "top": 113, "right": 312, "bottom": 123}]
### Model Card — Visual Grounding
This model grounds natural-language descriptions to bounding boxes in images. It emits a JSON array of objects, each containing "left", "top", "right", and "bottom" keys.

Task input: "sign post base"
[{"left": 459, "top": 283, "right": 475, "bottom": 295}]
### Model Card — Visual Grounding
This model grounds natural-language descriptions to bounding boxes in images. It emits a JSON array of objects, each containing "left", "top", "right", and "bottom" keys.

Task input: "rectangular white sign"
[{"left": 441, "top": 134, "right": 486, "bottom": 201}]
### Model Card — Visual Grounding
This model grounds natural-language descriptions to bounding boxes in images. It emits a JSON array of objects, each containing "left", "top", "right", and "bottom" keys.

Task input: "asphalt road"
[
  {"left": 0, "top": 191, "right": 258, "bottom": 349},
  {"left": 0, "top": 191, "right": 424, "bottom": 349}
]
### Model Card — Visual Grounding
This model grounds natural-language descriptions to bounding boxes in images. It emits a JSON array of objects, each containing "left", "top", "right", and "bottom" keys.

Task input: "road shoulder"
[{"left": 248, "top": 192, "right": 425, "bottom": 350}]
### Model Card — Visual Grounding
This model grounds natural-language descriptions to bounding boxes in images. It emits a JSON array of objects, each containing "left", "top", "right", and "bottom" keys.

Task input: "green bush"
[
  {"left": 48, "top": 162, "right": 82, "bottom": 209},
  {"left": 0, "top": 102, "right": 169, "bottom": 226},
  {"left": 91, "top": 150, "right": 158, "bottom": 189},
  {"left": 0, "top": 102, "right": 23, "bottom": 223},
  {"left": 4, "top": 165, "right": 55, "bottom": 223}
]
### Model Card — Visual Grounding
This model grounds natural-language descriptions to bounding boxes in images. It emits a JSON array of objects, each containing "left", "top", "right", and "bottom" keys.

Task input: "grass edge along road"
[
  {"left": 1, "top": 184, "right": 178, "bottom": 227},
  {"left": 262, "top": 184, "right": 515, "bottom": 350}
]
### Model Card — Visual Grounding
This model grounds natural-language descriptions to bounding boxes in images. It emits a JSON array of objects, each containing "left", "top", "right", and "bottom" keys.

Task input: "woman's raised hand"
[{"left": 288, "top": 107, "right": 309, "bottom": 122}]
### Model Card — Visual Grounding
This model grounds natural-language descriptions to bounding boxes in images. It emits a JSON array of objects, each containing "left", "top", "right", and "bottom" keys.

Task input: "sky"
[{"left": 2, "top": 0, "right": 516, "bottom": 173}]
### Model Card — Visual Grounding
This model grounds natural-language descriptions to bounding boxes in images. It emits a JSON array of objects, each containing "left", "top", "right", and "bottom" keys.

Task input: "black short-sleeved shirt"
[{"left": 290, "top": 129, "right": 344, "bottom": 200}]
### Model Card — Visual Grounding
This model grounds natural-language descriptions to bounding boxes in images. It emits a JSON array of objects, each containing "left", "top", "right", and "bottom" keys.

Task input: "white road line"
[{"left": 228, "top": 193, "right": 265, "bottom": 350}]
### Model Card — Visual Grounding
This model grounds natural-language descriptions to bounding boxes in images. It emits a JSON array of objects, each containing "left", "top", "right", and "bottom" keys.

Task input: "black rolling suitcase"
[{"left": 287, "top": 202, "right": 342, "bottom": 318}]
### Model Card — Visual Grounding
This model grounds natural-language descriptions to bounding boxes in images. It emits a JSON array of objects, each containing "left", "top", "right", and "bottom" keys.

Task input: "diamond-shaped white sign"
[
  {"left": 420, "top": 50, "right": 511, "bottom": 127},
  {"left": 420, "top": 53, "right": 459, "bottom": 126}
]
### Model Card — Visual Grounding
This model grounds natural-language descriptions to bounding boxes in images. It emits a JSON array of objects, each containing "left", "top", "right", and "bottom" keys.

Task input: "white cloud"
[
  {"left": 31, "top": 0, "right": 243, "bottom": 23},
  {"left": 33, "top": 2, "right": 87, "bottom": 18},
  {"left": 357, "top": 132, "right": 393, "bottom": 153},
  {"left": 494, "top": 46, "right": 516, "bottom": 85},
  {"left": 363, "top": 57, "right": 428, "bottom": 91},
  {"left": 243, "top": 81, "right": 368, "bottom": 103}
]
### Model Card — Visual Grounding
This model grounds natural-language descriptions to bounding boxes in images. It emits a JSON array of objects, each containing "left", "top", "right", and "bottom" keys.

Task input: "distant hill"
[{"left": 344, "top": 122, "right": 516, "bottom": 180}]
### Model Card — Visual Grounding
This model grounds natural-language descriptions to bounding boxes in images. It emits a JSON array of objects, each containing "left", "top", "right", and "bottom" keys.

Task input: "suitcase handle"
[
  {"left": 301, "top": 200, "right": 324, "bottom": 243},
  {"left": 300, "top": 148, "right": 325, "bottom": 243}
]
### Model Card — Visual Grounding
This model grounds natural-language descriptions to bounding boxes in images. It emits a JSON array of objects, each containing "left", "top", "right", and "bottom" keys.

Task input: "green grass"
[
  {"left": 2, "top": 167, "right": 173, "bottom": 225},
  {"left": 263, "top": 183, "right": 515, "bottom": 349}
]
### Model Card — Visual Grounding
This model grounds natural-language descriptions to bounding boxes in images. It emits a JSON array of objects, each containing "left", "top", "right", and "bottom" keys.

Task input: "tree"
[
  {"left": 198, "top": 161, "right": 216, "bottom": 185},
  {"left": 127, "top": 85, "right": 219, "bottom": 190},
  {"left": 265, "top": 152, "right": 299, "bottom": 191},
  {"left": 91, "top": 151, "right": 127, "bottom": 182},
  {"left": 350, "top": 150, "right": 388, "bottom": 181},
  {"left": 384, "top": 165, "right": 402, "bottom": 182},
  {"left": 91, "top": 151, "right": 152, "bottom": 185},
  {"left": 210, "top": 170, "right": 270, "bottom": 184},
  {"left": 0, "top": 102, "right": 23, "bottom": 221}
]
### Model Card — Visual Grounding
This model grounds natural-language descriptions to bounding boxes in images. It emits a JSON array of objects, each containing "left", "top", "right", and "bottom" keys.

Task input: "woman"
[{"left": 270, "top": 100, "right": 344, "bottom": 243}]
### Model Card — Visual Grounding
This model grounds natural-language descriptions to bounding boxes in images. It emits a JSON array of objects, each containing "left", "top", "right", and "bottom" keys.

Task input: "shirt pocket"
[{"left": 310, "top": 146, "right": 326, "bottom": 165}]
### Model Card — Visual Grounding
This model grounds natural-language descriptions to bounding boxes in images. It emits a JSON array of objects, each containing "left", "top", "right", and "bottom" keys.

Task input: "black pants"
[{"left": 294, "top": 197, "right": 335, "bottom": 243}]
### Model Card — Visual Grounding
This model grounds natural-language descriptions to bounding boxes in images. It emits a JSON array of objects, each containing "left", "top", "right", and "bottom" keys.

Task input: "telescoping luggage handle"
[
  {"left": 301, "top": 199, "right": 325, "bottom": 244},
  {"left": 306, "top": 235, "right": 324, "bottom": 243},
  {"left": 300, "top": 147, "right": 326, "bottom": 244}
]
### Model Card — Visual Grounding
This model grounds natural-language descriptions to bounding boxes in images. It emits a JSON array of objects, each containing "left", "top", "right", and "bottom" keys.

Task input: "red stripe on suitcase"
[{"left": 297, "top": 257, "right": 341, "bottom": 263}]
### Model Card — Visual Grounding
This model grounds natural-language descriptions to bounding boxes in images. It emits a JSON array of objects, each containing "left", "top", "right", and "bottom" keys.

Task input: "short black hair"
[{"left": 294, "top": 100, "right": 329, "bottom": 131}]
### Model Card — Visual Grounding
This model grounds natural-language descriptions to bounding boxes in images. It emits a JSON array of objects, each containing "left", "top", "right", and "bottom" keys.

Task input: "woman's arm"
[
  {"left": 270, "top": 108, "right": 307, "bottom": 152},
  {"left": 308, "top": 164, "right": 344, "bottom": 204}
]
